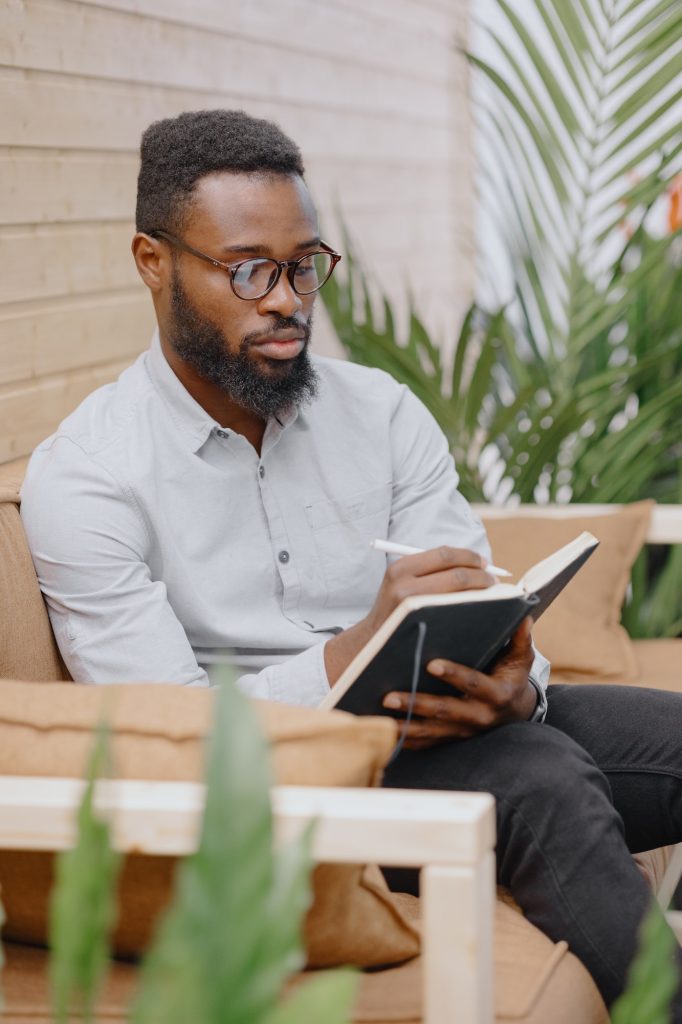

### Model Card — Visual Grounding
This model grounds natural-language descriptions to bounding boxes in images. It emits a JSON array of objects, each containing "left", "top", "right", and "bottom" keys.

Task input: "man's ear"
[{"left": 132, "top": 232, "right": 167, "bottom": 291}]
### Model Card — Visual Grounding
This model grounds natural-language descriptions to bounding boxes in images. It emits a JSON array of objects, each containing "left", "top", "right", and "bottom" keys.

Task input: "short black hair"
[{"left": 135, "top": 109, "right": 305, "bottom": 235}]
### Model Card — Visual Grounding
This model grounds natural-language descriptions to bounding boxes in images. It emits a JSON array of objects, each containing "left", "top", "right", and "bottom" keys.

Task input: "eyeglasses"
[{"left": 150, "top": 229, "right": 342, "bottom": 301}]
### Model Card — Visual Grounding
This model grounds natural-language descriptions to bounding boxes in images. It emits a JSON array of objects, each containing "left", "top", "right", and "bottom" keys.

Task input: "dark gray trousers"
[{"left": 382, "top": 684, "right": 682, "bottom": 1015}]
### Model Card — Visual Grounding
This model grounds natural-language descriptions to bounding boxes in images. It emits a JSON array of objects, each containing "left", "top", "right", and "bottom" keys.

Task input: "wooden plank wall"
[{"left": 0, "top": 0, "right": 473, "bottom": 464}]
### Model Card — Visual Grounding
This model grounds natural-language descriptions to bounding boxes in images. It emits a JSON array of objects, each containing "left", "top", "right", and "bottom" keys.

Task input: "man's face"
[{"left": 162, "top": 172, "right": 321, "bottom": 419}]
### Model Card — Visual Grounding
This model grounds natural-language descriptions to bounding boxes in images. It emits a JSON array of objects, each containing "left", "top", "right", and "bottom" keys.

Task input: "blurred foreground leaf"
[
  {"left": 133, "top": 668, "right": 357, "bottom": 1024},
  {"left": 265, "top": 969, "right": 358, "bottom": 1024},
  {"left": 610, "top": 901, "right": 678, "bottom": 1024},
  {"left": 49, "top": 726, "right": 122, "bottom": 1024}
]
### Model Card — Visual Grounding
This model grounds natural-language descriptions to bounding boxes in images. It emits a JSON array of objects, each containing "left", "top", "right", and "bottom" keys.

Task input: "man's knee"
[{"left": 487, "top": 721, "right": 614, "bottom": 816}]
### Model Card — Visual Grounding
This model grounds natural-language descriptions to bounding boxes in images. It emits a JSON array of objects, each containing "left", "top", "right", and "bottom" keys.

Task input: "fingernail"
[
  {"left": 429, "top": 661, "right": 445, "bottom": 676},
  {"left": 383, "top": 694, "right": 402, "bottom": 709}
]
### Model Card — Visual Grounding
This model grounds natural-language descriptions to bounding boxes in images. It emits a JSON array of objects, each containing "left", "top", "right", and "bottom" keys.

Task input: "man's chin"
[{"left": 249, "top": 343, "right": 311, "bottom": 376}]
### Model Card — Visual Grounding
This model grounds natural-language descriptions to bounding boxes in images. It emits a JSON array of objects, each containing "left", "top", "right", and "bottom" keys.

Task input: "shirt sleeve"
[
  {"left": 387, "top": 385, "right": 492, "bottom": 560},
  {"left": 229, "top": 642, "right": 330, "bottom": 707},
  {"left": 21, "top": 438, "right": 210, "bottom": 687},
  {"left": 21, "top": 437, "right": 334, "bottom": 703}
]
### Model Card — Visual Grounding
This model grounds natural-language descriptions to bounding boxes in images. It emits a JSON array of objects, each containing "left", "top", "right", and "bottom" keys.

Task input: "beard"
[{"left": 167, "top": 271, "right": 319, "bottom": 420}]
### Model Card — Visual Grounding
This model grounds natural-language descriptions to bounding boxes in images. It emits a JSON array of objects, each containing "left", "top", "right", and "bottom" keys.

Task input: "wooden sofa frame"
[{"left": 0, "top": 778, "right": 496, "bottom": 1024}]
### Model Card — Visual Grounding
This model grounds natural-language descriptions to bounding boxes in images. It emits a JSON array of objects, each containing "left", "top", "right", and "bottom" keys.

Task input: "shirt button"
[
  {"left": 216, "top": 429, "right": 228, "bottom": 438},
  {"left": 259, "top": 465, "right": 265, "bottom": 478},
  {"left": 278, "top": 550, "right": 290, "bottom": 564}
]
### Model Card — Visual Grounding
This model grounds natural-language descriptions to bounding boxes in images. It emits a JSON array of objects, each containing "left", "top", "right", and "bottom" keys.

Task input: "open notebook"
[{"left": 320, "top": 532, "right": 599, "bottom": 715}]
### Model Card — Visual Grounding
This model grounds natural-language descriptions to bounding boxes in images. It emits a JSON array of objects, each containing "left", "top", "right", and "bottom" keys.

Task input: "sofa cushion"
[
  {"left": 0, "top": 678, "right": 419, "bottom": 969},
  {"left": 345, "top": 900, "right": 607, "bottom": 1023},
  {"left": 0, "top": 491, "right": 70, "bottom": 682},
  {"left": 482, "top": 502, "right": 652, "bottom": 683},
  {"left": 0, "top": 941, "right": 135, "bottom": 1023},
  {"left": 1, "top": 893, "right": 609, "bottom": 1024},
  {"left": 631, "top": 639, "right": 682, "bottom": 693}
]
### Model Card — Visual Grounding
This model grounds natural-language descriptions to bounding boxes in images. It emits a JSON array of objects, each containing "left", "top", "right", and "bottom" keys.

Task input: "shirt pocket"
[{"left": 305, "top": 482, "right": 392, "bottom": 606}]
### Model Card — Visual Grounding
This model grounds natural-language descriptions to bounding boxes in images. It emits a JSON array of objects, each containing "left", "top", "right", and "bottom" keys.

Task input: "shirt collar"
[
  {"left": 145, "top": 329, "right": 300, "bottom": 453},
  {"left": 146, "top": 329, "right": 220, "bottom": 452}
]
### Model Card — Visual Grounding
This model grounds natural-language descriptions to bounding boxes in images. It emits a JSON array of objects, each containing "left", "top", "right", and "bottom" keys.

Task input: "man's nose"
[{"left": 257, "top": 271, "right": 303, "bottom": 317}]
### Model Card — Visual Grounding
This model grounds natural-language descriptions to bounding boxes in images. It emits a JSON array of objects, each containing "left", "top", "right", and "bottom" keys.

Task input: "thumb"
[{"left": 509, "top": 616, "right": 533, "bottom": 656}]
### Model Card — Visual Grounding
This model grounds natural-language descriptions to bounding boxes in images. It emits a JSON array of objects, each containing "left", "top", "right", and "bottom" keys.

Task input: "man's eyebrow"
[{"left": 221, "top": 237, "right": 321, "bottom": 256}]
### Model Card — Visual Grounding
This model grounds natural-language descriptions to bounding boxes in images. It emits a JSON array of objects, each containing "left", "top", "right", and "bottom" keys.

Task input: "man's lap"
[{"left": 383, "top": 683, "right": 682, "bottom": 854}]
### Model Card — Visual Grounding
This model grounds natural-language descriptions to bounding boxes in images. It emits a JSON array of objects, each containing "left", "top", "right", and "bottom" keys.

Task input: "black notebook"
[{"left": 320, "top": 531, "right": 599, "bottom": 715}]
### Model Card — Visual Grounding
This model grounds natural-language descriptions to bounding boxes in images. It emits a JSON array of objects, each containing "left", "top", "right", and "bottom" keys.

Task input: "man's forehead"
[{"left": 185, "top": 170, "right": 319, "bottom": 251}]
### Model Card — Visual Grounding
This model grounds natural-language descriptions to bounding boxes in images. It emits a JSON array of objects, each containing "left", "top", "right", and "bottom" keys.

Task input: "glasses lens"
[
  {"left": 292, "top": 252, "right": 334, "bottom": 295},
  {"left": 232, "top": 258, "right": 280, "bottom": 299}
]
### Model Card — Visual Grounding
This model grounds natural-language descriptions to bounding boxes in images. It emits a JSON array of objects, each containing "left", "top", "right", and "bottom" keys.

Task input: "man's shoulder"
[
  {"left": 31, "top": 352, "right": 151, "bottom": 461},
  {"left": 311, "top": 353, "right": 404, "bottom": 401},
  {"left": 22, "top": 351, "right": 153, "bottom": 501}
]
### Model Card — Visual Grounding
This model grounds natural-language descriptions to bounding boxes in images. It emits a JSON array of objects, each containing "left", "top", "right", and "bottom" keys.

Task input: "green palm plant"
[{"left": 322, "top": 0, "right": 681, "bottom": 637}]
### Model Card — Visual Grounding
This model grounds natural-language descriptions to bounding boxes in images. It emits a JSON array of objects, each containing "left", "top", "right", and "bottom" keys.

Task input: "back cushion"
[
  {"left": 0, "top": 492, "right": 70, "bottom": 682},
  {"left": 482, "top": 502, "right": 652, "bottom": 683}
]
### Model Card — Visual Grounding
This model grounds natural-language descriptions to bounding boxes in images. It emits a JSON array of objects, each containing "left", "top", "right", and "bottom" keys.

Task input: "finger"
[
  {"left": 383, "top": 689, "right": 497, "bottom": 728},
  {"left": 389, "top": 565, "right": 496, "bottom": 599},
  {"left": 425, "top": 659, "right": 493, "bottom": 696},
  {"left": 424, "top": 658, "right": 525, "bottom": 706},
  {"left": 390, "top": 546, "right": 490, "bottom": 579},
  {"left": 399, "top": 718, "right": 478, "bottom": 746},
  {"left": 494, "top": 617, "right": 535, "bottom": 671},
  {"left": 509, "top": 616, "right": 534, "bottom": 654}
]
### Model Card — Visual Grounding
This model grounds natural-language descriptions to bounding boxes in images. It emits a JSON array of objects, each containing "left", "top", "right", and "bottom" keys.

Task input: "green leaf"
[
  {"left": 49, "top": 724, "right": 122, "bottom": 1024},
  {"left": 602, "top": 89, "right": 682, "bottom": 165},
  {"left": 495, "top": 0, "right": 583, "bottom": 138},
  {"left": 611, "top": 7, "right": 681, "bottom": 79},
  {"left": 132, "top": 668, "right": 316, "bottom": 1024},
  {"left": 610, "top": 902, "right": 678, "bottom": 1024},
  {"left": 265, "top": 970, "right": 358, "bottom": 1024},
  {"left": 467, "top": 54, "right": 571, "bottom": 206},
  {"left": 612, "top": 54, "right": 682, "bottom": 126},
  {"left": 535, "top": 0, "right": 590, "bottom": 106}
]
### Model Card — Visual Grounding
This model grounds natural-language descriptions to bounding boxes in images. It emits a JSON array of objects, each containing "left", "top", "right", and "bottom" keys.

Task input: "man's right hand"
[{"left": 323, "top": 546, "right": 496, "bottom": 686}]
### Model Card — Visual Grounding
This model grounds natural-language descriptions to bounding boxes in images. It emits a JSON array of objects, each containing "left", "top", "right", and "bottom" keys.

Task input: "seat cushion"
[
  {"left": 345, "top": 895, "right": 607, "bottom": 1023},
  {"left": 0, "top": 678, "right": 419, "bottom": 970},
  {"left": 0, "top": 941, "right": 135, "bottom": 1023},
  {"left": 1, "top": 894, "right": 609, "bottom": 1024},
  {"left": 482, "top": 503, "right": 652, "bottom": 683}
]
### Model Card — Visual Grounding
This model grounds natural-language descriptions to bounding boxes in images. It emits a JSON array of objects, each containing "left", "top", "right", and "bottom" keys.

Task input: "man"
[{"left": 20, "top": 109, "right": 682, "bottom": 1015}]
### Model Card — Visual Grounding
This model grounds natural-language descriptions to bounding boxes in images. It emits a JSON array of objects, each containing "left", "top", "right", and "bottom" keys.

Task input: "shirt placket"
[{"left": 256, "top": 456, "right": 303, "bottom": 621}]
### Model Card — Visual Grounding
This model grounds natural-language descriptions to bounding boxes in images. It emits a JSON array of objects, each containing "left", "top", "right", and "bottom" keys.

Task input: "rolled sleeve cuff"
[{"left": 233, "top": 642, "right": 330, "bottom": 708}]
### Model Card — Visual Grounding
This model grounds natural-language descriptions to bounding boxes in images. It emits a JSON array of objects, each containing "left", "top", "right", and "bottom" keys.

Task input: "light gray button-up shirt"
[{"left": 20, "top": 331, "right": 550, "bottom": 707}]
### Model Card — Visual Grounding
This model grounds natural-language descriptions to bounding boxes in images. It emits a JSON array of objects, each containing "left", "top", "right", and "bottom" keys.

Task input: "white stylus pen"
[{"left": 370, "top": 538, "right": 512, "bottom": 577}]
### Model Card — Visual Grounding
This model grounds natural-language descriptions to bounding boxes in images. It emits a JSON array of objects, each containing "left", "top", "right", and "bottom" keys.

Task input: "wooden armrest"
[{"left": 0, "top": 777, "right": 496, "bottom": 1024}]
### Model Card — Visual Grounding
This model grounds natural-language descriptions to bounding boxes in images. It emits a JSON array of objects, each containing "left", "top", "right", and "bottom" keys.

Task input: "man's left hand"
[{"left": 382, "top": 617, "right": 537, "bottom": 749}]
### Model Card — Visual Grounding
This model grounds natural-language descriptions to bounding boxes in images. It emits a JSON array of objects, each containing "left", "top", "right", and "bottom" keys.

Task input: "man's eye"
[{"left": 294, "top": 259, "right": 316, "bottom": 277}]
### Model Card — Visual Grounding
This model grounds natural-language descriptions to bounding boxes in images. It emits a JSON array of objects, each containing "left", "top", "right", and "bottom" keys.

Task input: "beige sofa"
[{"left": 1, "top": 456, "right": 680, "bottom": 1024}]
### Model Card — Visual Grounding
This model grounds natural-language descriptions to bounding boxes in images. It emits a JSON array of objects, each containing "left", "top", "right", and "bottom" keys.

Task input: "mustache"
[{"left": 242, "top": 315, "right": 311, "bottom": 347}]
